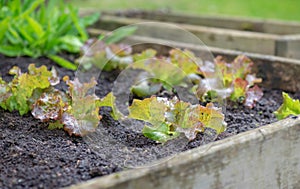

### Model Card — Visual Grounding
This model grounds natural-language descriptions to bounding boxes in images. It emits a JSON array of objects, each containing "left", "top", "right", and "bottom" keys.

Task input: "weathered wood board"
[
  {"left": 93, "top": 15, "right": 279, "bottom": 56},
  {"left": 81, "top": 9, "right": 300, "bottom": 59},
  {"left": 102, "top": 10, "right": 300, "bottom": 35}
]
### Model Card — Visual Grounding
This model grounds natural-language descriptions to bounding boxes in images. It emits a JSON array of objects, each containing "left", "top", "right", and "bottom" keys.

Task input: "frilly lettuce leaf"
[
  {"left": 169, "top": 49, "right": 201, "bottom": 75},
  {"left": 198, "top": 55, "right": 263, "bottom": 108},
  {"left": 96, "top": 92, "right": 123, "bottom": 120},
  {"left": 274, "top": 92, "right": 300, "bottom": 120},
  {"left": 244, "top": 85, "right": 263, "bottom": 108},
  {"left": 230, "top": 78, "right": 248, "bottom": 102},
  {"left": 32, "top": 89, "right": 68, "bottom": 122},
  {"left": 133, "top": 49, "right": 157, "bottom": 62},
  {"left": 31, "top": 76, "right": 101, "bottom": 136},
  {"left": 78, "top": 39, "right": 133, "bottom": 71},
  {"left": 132, "top": 58, "right": 187, "bottom": 91},
  {"left": 174, "top": 101, "right": 226, "bottom": 140},
  {"left": 63, "top": 76, "right": 101, "bottom": 136}
]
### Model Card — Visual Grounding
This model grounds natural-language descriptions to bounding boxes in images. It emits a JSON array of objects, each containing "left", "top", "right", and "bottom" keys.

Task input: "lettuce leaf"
[
  {"left": 32, "top": 89, "right": 68, "bottom": 122},
  {"left": 96, "top": 92, "right": 123, "bottom": 120},
  {"left": 63, "top": 76, "right": 101, "bottom": 136},
  {"left": 274, "top": 92, "right": 300, "bottom": 120}
]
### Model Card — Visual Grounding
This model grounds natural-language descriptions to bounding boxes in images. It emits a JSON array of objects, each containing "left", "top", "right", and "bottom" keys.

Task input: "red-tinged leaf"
[
  {"left": 197, "top": 60, "right": 215, "bottom": 78},
  {"left": 175, "top": 102, "right": 226, "bottom": 140},
  {"left": 230, "top": 78, "right": 248, "bottom": 103},
  {"left": 231, "top": 55, "right": 253, "bottom": 79},
  {"left": 31, "top": 89, "right": 68, "bottom": 122},
  {"left": 244, "top": 85, "right": 263, "bottom": 108},
  {"left": 109, "top": 43, "right": 132, "bottom": 57},
  {"left": 63, "top": 77, "right": 101, "bottom": 136},
  {"left": 80, "top": 38, "right": 105, "bottom": 57},
  {"left": 62, "top": 112, "right": 82, "bottom": 136},
  {"left": 214, "top": 56, "right": 233, "bottom": 87}
]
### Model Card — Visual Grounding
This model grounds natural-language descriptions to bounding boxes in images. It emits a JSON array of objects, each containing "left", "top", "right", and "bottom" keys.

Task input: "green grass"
[{"left": 68, "top": 0, "right": 300, "bottom": 21}]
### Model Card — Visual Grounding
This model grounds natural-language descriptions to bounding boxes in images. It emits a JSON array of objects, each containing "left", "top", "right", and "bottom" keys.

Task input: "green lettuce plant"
[{"left": 274, "top": 92, "right": 300, "bottom": 120}]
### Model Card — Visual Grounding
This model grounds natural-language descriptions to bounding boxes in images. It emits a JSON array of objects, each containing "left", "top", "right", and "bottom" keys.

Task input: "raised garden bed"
[
  {"left": 1, "top": 8, "right": 300, "bottom": 189},
  {"left": 82, "top": 9, "right": 300, "bottom": 59},
  {"left": 66, "top": 35, "right": 300, "bottom": 189},
  {"left": 1, "top": 42, "right": 300, "bottom": 189}
]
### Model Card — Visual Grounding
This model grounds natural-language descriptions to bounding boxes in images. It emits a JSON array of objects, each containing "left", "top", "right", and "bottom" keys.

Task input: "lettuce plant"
[
  {"left": 274, "top": 92, "right": 300, "bottom": 120},
  {"left": 78, "top": 39, "right": 133, "bottom": 71},
  {"left": 0, "top": 64, "right": 59, "bottom": 115},
  {"left": 197, "top": 55, "right": 263, "bottom": 108},
  {"left": 128, "top": 96, "right": 226, "bottom": 143},
  {"left": 32, "top": 76, "right": 101, "bottom": 136},
  {"left": 60, "top": 76, "right": 101, "bottom": 136}
]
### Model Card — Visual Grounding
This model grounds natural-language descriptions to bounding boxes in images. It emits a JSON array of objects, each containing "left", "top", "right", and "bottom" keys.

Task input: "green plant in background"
[
  {"left": 0, "top": 0, "right": 99, "bottom": 70},
  {"left": 274, "top": 92, "right": 300, "bottom": 120}
]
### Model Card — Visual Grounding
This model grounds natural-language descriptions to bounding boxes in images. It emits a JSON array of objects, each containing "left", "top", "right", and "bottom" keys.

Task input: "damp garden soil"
[{"left": 0, "top": 54, "right": 299, "bottom": 189}]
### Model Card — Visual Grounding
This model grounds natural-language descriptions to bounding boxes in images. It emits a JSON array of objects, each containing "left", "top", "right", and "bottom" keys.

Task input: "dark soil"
[{"left": 0, "top": 54, "right": 299, "bottom": 189}]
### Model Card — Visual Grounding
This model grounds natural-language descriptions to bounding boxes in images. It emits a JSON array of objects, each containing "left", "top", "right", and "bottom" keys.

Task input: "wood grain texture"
[
  {"left": 93, "top": 15, "right": 279, "bottom": 55},
  {"left": 276, "top": 34, "right": 300, "bottom": 59},
  {"left": 82, "top": 9, "right": 300, "bottom": 59},
  {"left": 102, "top": 10, "right": 300, "bottom": 35}
]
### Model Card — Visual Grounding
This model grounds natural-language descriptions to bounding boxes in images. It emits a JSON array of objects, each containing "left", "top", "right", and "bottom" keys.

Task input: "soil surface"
[{"left": 0, "top": 54, "right": 299, "bottom": 189}]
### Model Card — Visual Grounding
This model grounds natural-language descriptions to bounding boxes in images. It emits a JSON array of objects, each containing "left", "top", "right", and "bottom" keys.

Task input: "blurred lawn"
[{"left": 68, "top": 0, "right": 300, "bottom": 21}]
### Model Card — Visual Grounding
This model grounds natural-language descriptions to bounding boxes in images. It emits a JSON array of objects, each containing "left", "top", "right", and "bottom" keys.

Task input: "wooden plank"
[
  {"left": 67, "top": 117, "right": 300, "bottom": 189},
  {"left": 88, "top": 28, "right": 300, "bottom": 92},
  {"left": 276, "top": 34, "right": 300, "bottom": 59},
  {"left": 93, "top": 15, "right": 279, "bottom": 55},
  {"left": 102, "top": 10, "right": 300, "bottom": 35}
]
